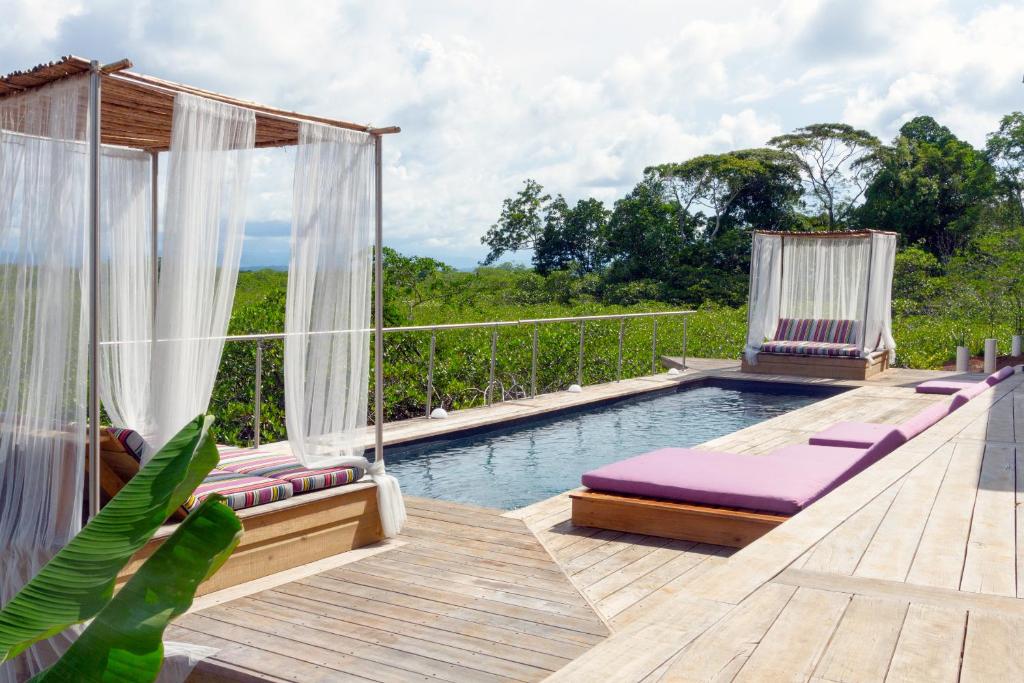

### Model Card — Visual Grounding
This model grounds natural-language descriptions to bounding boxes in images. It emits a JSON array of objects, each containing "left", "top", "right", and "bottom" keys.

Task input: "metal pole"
[
  {"left": 530, "top": 323, "right": 538, "bottom": 398},
  {"left": 150, "top": 151, "right": 158, "bottom": 334},
  {"left": 425, "top": 331, "right": 436, "bottom": 417},
  {"left": 682, "top": 316, "right": 688, "bottom": 370},
  {"left": 617, "top": 319, "right": 624, "bottom": 381},
  {"left": 373, "top": 135, "right": 384, "bottom": 466},
  {"left": 487, "top": 328, "right": 497, "bottom": 406},
  {"left": 577, "top": 321, "right": 585, "bottom": 386},
  {"left": 651, "top": 319, "right": 658, "bottom": 374},
  {"left": 253, "top": 341, "right": 263, "bottom": 447},
  {"left": 87, "top": 61, "right": 102, "bottom": 517}
]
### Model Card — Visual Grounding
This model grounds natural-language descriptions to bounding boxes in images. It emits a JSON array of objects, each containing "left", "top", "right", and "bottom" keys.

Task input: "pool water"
[{"left": 386, "top": 381, "right": 839, "bottom": 510}]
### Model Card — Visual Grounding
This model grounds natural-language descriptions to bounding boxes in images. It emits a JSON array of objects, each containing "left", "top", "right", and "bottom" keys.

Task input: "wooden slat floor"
[
  {"left": 169, "top": 496, "right": 609, "bottom": 682},
  {"left": 549, "top": 372, "right": 1024, "bottom": 682}
]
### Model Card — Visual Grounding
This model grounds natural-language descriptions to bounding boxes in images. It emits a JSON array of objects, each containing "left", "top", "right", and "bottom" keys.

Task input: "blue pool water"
[{"left": 386, "top": 380, "right": 840, "bottom": 510}]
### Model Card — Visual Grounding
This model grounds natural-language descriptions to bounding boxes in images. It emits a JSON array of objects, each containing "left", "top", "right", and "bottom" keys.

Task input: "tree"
[
  {"left": 602, "top": 171, "right": 681, "bottom": 286},
  {"left": 480, "top": 179, "right": 549, "bottom": 264},
  {"left": 986, "top": 111, "right": 1024, "bottom": 221},
  {"left": 534, "top": 196, "right": 609, "bottom": 274},
  {"left": 649, "top": 149, "right": 796, "bottom": 240},
  {"left": 728, "top": 148, "right": 804, "bottom": 232},
  {"left": 859, "top": 116, "right": 997, "bottom": 260},
  {"left": 769, "top": 123, "right": 880, "bottom": 228}
]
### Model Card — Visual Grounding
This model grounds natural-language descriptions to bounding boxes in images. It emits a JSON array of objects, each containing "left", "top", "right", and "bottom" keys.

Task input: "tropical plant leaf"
[
  {"left": 0, "top": 414, "right": 219, "bottom": 662},
  {"left": 31, "top": 495, "right": 242, "bottom": 682}
]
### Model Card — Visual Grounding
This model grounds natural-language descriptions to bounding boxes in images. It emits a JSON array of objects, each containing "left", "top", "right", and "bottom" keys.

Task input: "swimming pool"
[{"left": 386, "top": 379, "right": 843, "bottom": 510}]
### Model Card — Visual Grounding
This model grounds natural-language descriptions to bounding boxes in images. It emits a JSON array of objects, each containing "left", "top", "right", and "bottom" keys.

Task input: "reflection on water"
[{"left": 387, "top": 384, "right": 827, "bottom": 510}]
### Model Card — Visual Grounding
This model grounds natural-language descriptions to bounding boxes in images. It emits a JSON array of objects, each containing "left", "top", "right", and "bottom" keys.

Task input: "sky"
[{"left": 3, "top": 0, "right": 1023, "bottom": 268}]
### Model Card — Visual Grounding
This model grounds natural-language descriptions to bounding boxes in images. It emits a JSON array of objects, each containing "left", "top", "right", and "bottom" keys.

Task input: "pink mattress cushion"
[
  {"left": 957, "top": 382, "right": 990, "bottom": 400},
  {"left": 915, "top": 380, "right": 975, "bottom": 395},
  {"left": 897, "top": 401, "right": 955, "bottom": 441},
  {"left": 985, "top": 366, "right": 1015, "bottom": 386},
  {"left": 581, "top": 445, "right": 869, "bottom": 516},
  {"left": 808, "top": 421, "right": 905, "bottom": 450}
]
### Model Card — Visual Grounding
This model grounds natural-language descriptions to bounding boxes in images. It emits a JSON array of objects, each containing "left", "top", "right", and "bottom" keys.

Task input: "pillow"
[{"left": 106, "top": 427, "right": 149, "bottom": 463}]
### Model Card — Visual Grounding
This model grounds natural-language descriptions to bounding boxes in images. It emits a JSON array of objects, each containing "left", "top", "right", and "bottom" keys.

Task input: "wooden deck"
[
  {"left": 168, "top": 361, "right": 1024, "bottom": 682},
  {"left": 548, "top": 368, "right": 1024, "bottom": 681}
]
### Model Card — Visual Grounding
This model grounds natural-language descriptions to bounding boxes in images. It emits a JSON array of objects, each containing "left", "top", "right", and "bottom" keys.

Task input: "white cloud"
[{"left": 1, "top": 0, "right": 1021, "bottom": 266}]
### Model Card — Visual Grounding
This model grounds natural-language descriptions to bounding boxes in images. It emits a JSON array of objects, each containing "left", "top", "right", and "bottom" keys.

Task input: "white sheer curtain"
[
  {"left": 98, "top": 148, "right": 154, "bottom": 441},
  {"left": 148, "top": 94, "right": 255, "bottom": 457},
  {"left": 744, "top": 233, "right": 782, "bottom": 364},
  {"left": 864, "top": 232, "right": 897, "bottom": 359},
  {"left": 0, "top": 76, "right": 90, "bottom": 681},
  {"left": 779, "top": 237, "right": 869, "bottom": 320},
  {"left": 285, "top": 122, "right": 405, "bottom": 537}
]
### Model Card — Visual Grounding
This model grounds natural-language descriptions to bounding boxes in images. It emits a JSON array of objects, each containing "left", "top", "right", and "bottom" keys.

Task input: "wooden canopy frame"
[{"left": 0, "top": 55, "right": 399, "bottom": 150}]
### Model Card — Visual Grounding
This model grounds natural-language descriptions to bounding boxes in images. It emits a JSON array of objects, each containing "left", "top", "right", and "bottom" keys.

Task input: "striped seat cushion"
[
  {"left": 771, "top": 318, "right": 858, "bottom": 344},
  {"left": 217, "top": 447, "right": 364, "bottom": 494},
  {"left": 760, "top": 340, "right": 861, "bottom": 358},
  {"left": 184, "top": 468, "right": 293, "bottom": 513},
  {"left": 106, "top": 426, "right": 149, "bottom": 463}
]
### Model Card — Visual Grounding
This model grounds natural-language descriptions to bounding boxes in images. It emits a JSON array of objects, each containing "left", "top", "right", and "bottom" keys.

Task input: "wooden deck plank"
[
  {"left": 885, "top": 604, "right": 966, "bottom": 683},
  {"left": 731, "top": 587, "right": 850, "bottom": 683},
  {"left": 798, "top": 483, "right": 901, "bottom": 575},
  {"left": 809, "top": 594, "right": 907, "bottom": 683},
  {"left": 960, "top": 610, "right": 1024, "bottom": 682},
  {"left": 960, "top": 443, "right": 1017, "bottom": 596}
]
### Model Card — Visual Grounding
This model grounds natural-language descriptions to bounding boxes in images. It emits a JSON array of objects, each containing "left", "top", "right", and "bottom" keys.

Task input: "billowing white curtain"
[
  {"left": 744, "top": 231, "right": 896, "bottom": 364},
  {"left": 0, "top": 77, "right": 90, "bottom": 680},
  {"left": 98, "top": 148, "right": 154, "bottom": 441},
  {"left": 863, "top": 232, "right": 897, "bottom": 360},
  {"left": 148, "top": 94, "right": 255, "bottom": 457},
  {"left": 285, "top": 122, "right": 405, "bottom": 537},
  {"left": 744, "top": 233, "right": 782, "bottom": 364}
]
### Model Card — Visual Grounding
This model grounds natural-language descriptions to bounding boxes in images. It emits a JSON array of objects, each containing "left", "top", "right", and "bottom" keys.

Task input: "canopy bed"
[
  {"left": 741, "top": 230, "right": 898, "bottom": 380},
  {"left": 0, "top": 56, "right": 402, "bottom": 678}
]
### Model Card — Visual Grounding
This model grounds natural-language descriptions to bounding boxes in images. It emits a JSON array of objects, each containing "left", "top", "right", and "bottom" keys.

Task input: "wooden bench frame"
[
  {"left": 91, "top": 436, "right": 385, "bottom": 597},
  {"left": 570, "top": 488, "right": 788, "bottom": 548},
  {"left": 741, "top": 350, "right": 890, "bottom": 381}
]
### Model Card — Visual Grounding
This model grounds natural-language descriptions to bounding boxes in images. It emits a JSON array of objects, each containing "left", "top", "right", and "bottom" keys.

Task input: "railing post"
[
  {"left": 253, "top": 340, "right": 263, "bottom": 448},
  {"left": 577, "top": 321, "right": 586, "bottom": 386},
  {"left": 426, "top": 330, "right": 436, "bottom": 417},
  {"left": 617, "top": 318, "right": 624, "bottom": 382},
  {"left": 682, "top": 315, "right": 688, "bottom": 370},
  {"left": 531, "top": 323, "right": 538, "bottom": 398},
  {"left": 488, "top": 327, "right": 497, "bottom": 406},
  {"left": 651, "top": 319, "right": 658, "bottom": 374}
]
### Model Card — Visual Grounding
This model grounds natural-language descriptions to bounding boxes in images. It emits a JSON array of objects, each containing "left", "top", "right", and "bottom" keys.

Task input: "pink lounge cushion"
[
  {"left": 957, "top": 382, "right": 990, "bottom": 400},
  {"left": 986, "top": 366, "right": 1015, "bottom": 386},
  {"left": 581, "top": 445, "right": 868, "bottom": 515},
  {"left": 809, "top": 421, "right": 902, "bottom": 450},
  {"left": 915, "top": 380, "right": 975, "bottom": 395},
  {"left": 897, "top": 401, "right": 955, "bottom": 440}
]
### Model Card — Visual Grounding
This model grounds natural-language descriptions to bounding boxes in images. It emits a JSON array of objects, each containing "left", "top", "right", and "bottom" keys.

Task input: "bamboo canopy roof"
[
  {"left": 752, "top": 229, "right": 898, "bottom": 239},
  {"left": 0, "top": 56, "right": 399, "bottom": 150}
]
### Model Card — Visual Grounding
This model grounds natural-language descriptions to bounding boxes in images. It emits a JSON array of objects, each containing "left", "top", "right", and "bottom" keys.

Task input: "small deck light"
[
  {"left": 568, "top": 384, "right": 583, "bottom": 393},
  {"left": 430, "top": 407, "right": 449, "bottom": 419},
  {"left": 667, "top": 368, "right": 681, "bottom": 376}
]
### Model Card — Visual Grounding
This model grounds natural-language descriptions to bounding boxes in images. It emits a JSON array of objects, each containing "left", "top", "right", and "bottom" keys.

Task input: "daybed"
[
  {"left": 572, "top": 367, "right": 1016, "bottom": 547},
  {"left": 95, "top": 429, "right": 384, "bottom": 596},
  {"left": 741, "top": 230, "right": 898, "bottom": 380}
]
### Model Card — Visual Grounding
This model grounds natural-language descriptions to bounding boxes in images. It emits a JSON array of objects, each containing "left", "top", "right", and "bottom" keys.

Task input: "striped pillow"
[
  {"left": 106, "top": 427, "right": 149, "bottom": 463},
  {"left": 771, "top": 318, "right": 857, "bottom": 345},
  {"left": 218, "top": 447, "right": 364, "bottom": 494},
  {"left": 183, "top": 469, "right": 293, "bottom": 512}
]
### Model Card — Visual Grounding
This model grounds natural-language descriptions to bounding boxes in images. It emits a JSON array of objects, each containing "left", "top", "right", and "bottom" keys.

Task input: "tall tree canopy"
[
  {"left": 987, "top": 111, "right": 1024, "bottom": 221},
  {"left": 480, "top": 179, "right": 549, "bottom": 265},
  {"left": 859, "top": 116, "right": 997, "bottom": 261},
  {"left": 534, "top": 196, "right": 609, "bottom": 274},
  {"left": 769, "top": 123, "right": 880, "bottom": 228}
]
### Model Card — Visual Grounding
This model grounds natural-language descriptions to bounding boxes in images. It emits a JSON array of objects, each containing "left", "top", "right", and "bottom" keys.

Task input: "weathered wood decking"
[{"left": 170, "top": 361, "right": 1024, "bottom": 681}]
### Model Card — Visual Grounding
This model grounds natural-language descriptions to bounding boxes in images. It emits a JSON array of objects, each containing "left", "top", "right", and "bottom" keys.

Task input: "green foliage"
[
  {"left": 0, "top": 416, "right": 238, "bottom": 683},
  {"left": 34, "top": 497, "right": 241, "bottom": 682},
  {"left": 986, "top": 111, "right": 1024, "bottom": 222},
  {"left": 480, "top": 179, "right": 549, "bottom": 265},
  {"left": 768, "top": 122, "right": 881, "bottom": 228},
  {"left": 859, "top": 116, "right": 998, "bottom": 260}
]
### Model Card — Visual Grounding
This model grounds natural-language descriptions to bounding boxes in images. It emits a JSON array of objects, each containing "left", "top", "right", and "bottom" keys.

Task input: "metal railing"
[{"left": 102, "top": 310, "right": 694, "bottom": 447}]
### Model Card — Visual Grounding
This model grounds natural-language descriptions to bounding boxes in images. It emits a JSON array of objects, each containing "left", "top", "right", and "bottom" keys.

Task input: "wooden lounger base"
[
  {"left": 741, "top": 351, "right": 889, "bottom": 381},
  {"left": 116, "top": 482, "right": 384, "bottom": 596},
  {"left": 570, "top": 489, "right": 788, "bottom": 548}
]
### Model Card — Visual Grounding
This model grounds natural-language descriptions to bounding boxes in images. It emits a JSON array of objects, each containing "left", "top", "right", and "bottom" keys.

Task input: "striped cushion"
[
  {"left": 771, "top": 318, "right": 857, "bottom": 344},
  {"left": 183, "top": 469, "right": 292, "bottom": 513},
  {"left": 217, "top": 447, "right": 364, "bottom": 494},
  {"left": 106, "top": 427, "right": 148, "bottom": 463},
  {"left": 760, "top": 340, "right": 861, "bottom": 358}
]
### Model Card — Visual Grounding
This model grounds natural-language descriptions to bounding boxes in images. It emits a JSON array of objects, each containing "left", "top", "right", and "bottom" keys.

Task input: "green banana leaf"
[
  {"left": 0, "top": 415, "right": 219, "bottom": 662},
  {"left": 31, "top": 495, "right": 242, "bottom": 682}
]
